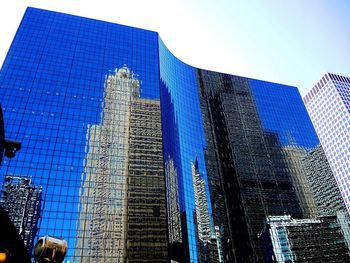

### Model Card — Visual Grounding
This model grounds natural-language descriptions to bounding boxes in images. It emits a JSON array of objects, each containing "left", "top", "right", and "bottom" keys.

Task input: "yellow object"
[{"left": 0, "top": 252, "right": 7, "bottom": 262}]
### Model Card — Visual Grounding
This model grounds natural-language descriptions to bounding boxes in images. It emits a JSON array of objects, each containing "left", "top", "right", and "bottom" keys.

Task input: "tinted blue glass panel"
[
  {"left": 0, "top": 6, "right": 341, "bottom": 263},
  {"left": 249, "top": 79, "right": 319, "bottom": 149},
  {"left": 159, "top": 39, "right": 214, "bottom": 263},
  {"left": 0, "top": 7, "right": 161, "bottom": 261}
]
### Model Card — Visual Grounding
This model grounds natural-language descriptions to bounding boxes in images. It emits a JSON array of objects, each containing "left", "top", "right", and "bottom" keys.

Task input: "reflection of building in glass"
[
  {"left": 191, "top": 159, "right": 211, "bottom": 243},
  {"left": 203, "top": 225, "right": 223, "bottom": 263},
  {"left": 126, "top": 95, "right": 168, "bottom": 262},
  {"left": 260, "top": 215, "right": 350, "bottom": 263},
  {"left": 304, "top": 73, "right": 350, "bottom": 213},
  {"left": 76, "top": 67, "right": 167, "bottom": 262},
  {"left": 1, "top": 7, "right": 343, "bottom": 263},
  {"left": 301, "top": 145, "right": 347, "bottom": 217},
  {"left": 191, "top": 159, "right": 219, "bottom": 262},
  {"left": 76, "top": 67, "right": 137, "bottom": 262},
  {"left": 282, "top": 146, "right": 318, "bottom": 218},
  {"left": 214, "top": 226, "right": 224, "bottom": 263},
  {"left": 197, "top": 70, "right": 304, "bottom": 261},
  {"left": 300, "top": 145, "right": 350, "bottom": 248},
  {"left": 0, "top": 176, "right": 42, "bottom": 254},
  {"left": 165, "top": 158, "right": 182, "bottom": 244}
]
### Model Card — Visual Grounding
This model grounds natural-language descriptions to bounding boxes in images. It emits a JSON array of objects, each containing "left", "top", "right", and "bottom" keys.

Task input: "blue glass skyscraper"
[
  {"left": 0, "top": 7, "right": 342, "bottom": 263},
  {"left": 0, "top": 7, "right": 165, "bottom": 263}
]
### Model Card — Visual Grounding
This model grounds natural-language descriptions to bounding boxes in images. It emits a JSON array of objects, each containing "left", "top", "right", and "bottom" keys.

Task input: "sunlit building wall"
[{"left": 304, "top": 73, "right": 350, "bottom": 213}]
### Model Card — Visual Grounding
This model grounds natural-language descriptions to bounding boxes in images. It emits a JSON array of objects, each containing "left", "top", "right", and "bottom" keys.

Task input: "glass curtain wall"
[
  {"left": 0, "top": 8, "right": 167, "bottom": 262},
  {"left": 0, "top": 7, "right": 346, "bottom": 263}
]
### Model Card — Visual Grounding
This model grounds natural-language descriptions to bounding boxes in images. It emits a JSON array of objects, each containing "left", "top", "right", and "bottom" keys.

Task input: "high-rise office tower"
[
  {"left": 0, "top": 176, "right": 42, "bottom": 254},
  {"left": 304, "top": 73, "right": 350, "bottom": 213},
  {"left": 0, "top": 7, "right": 338, "bottom": 262},
  {"left": 260, "top": 215, "right": 350, "bottom": 262}
]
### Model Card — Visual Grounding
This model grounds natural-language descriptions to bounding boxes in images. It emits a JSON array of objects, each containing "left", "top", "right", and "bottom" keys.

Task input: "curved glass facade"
[
  {"left": 1, "top": 7, "right": 347, "bottom": 263},
  {"left": 159, "top": 40, "right": 219, "bottom": 262}
]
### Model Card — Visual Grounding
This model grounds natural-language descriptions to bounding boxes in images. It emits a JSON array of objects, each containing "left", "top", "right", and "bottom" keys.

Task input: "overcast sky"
[{"left": 0, "top": 0, "right": 349, "bottom": 95}]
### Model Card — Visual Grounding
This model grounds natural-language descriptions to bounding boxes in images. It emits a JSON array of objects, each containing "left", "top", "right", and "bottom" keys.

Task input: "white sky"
[{"left": 0, "top": 0, "right": 349, "bottom": 96}]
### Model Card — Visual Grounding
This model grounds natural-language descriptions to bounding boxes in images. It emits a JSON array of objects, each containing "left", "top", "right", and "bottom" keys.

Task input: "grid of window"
[
  {"left": 304, "top": 73, "right": 350, "bottom": 212},
  {"left": 0, "top": 8, "right": 163, "bottom": 262},
  {"left": 159, "top": 39, "right": 218, "bottom": 262},
  {"left": 1, "top": 8, "right": 348, "bottom": 263},
  {"left": 159, "top": 37, "right": 335, "bottom": 261},
  {"left": 262, "top": 216, "right": 350, "bottom": 262}
]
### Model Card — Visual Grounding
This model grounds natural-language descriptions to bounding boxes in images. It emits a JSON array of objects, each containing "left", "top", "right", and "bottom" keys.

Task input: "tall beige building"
[{"left": 75, "top": 66, "right": 167, "bottom": 262}]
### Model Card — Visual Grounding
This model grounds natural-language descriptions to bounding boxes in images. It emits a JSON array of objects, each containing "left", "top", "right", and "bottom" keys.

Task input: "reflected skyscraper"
[
  {"left": 165, "top": 158, "right": 182, "bottom": 245},
  {"left": 0, "top": 7, "right": 343, "bottom": 263},
  {"left": 0, "top": 176, "right": 42, "bottom": 254},
  {"left": 194, "top": 71, "right": 305, "bottom": 261},
  {"left": 301, "top": 145, "right": 347, "bottom": 217},
  {"left": 191, "top": 160, "right": 211, "bottom": 244},
  {"left": 191, "top": 159, "right": 216, "bottom": 262},
  {"left": 126, "top": 90, "right": 168, "bottom": 262},
  {"left": 76, "top": 67, "right": 167, "bottom": 262},
  {"left": 76, "top": 67, "right": 138, "bottom": 262},
  {"left": 282, "top": 146, "right": 318, "bottom": 218}
]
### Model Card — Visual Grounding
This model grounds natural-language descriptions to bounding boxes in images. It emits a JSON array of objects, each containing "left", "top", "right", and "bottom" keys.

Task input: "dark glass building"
[{"left": 0, "top": 7, "right": 341, "bottom": 263}]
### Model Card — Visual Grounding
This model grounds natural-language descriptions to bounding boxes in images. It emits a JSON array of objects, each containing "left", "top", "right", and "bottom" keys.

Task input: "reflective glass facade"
[
  {"left": 261, "top": 215, "right": 350, "bottom": 263},
  {"left": 0, "top": 7, "right": 345, "bottom": 263},
  {"left": 0, "top": 7, "right": 164, "bottom": 262}
]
